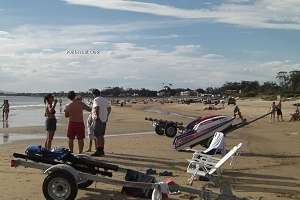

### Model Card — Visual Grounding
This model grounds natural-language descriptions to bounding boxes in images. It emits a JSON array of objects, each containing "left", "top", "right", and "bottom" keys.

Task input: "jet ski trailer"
[
  {"left": 173, "top": 112, "right": 273, "bottom": 151},
  {"left": 10, "top": 145, "right": 247, "bottom": 200}
]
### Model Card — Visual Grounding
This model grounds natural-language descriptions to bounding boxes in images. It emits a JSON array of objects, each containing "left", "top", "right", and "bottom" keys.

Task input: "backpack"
[{"left": 122, "top": 169, "right": 156, "bottom": 199}]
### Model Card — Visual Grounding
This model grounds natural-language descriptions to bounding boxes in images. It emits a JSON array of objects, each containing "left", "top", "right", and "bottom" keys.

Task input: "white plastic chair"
[
  {"left": 189, "top": 132, "right": 225, "bottom": 161},
  {"left": 187, "top": 143, "right": 242, "bottom": 181}
]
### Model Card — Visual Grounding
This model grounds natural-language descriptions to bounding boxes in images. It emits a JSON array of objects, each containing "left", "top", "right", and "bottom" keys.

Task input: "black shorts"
[
  {"left": 93, "top": 119, "right": 106, "bottom": 137},
  {"left": 46, "top": 118, "right": 57, "bottom": 132},
  {"left": 277, "top": 109, "right": 282, "bottom": 115}
]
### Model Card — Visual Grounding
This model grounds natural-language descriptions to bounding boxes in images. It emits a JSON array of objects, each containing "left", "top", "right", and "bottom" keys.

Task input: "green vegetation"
[{"left": 1, "top": 71, "right": 299, "bottom": 98}]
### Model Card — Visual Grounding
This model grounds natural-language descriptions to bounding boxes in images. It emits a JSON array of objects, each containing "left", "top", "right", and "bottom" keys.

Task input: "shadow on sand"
[
  {"left": 78, "top": 183, "right": 248, "bottom": 200},
  {"left": 78, "top": 152, "right": 250, "bottom": 200},
  {"left": 93, "top": 152, "right": 187, "bottom": 171},
  {"left": 241, "top": 152, "right": 300, "bottom": 159},
  {"left": 223, "top": 171, "right": 300, "bottom": 198}
]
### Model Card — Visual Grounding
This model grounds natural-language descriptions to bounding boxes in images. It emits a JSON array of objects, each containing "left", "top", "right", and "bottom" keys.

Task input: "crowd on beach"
[{"left": 43, "top": 89, "right": 111, "bottom": 157}]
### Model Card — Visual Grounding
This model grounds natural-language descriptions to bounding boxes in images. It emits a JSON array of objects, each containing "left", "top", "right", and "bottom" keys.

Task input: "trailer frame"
[{"left": 11, "top": 156, "right": 246, "bottom": 200}]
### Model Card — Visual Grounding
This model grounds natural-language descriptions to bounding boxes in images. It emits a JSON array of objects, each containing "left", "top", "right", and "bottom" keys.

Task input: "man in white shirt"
[{"left": 91, "top": 89, "right": 111, "bottom": 156}]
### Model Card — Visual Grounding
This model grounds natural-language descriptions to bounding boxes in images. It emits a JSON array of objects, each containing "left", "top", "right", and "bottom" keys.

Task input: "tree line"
[
  {"left": 94, "top": 70, "right": 299, "bottom": 98},
  {"left": 214, "top": 70, "right": 300, "bottom": 97},
  {"left": 1, "top": 71, "right": 299, "bottom": 98}
]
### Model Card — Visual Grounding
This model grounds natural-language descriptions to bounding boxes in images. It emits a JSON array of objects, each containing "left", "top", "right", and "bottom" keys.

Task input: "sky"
[{"left": 0, "top": 0, "right": 300, "bottom": 92}]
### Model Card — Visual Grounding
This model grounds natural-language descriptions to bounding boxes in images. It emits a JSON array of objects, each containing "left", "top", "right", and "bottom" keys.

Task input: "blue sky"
[{"left": 0, "top": 0, "right": 299, "bottom": 92}]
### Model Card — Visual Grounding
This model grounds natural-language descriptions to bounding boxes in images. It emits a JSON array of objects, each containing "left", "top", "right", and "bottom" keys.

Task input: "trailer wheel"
[
  {"left": 43, "top": 170, "right": 78, "bottom": 200},
  {"left": 165, "top": 125, "right": 177, "bottom": 138},
  {"left": 78, "top": 179, "right": 94, "bottom": 189},
  {"left": 155, "top": 125, "right": 165, "bottom": 135}
]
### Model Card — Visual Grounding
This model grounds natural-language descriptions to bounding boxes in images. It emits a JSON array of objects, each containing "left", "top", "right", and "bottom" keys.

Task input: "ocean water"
[{"left": 0, "top": 95, "right": 65, "bottom": 128}]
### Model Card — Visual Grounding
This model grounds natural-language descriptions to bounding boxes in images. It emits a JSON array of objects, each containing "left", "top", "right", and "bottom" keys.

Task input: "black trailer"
[{"left": 145, "top": 117, "right": 184, "bottom": 137}]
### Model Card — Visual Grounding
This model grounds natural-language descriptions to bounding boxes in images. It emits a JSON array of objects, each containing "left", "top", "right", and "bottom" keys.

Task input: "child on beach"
[
  {"left": 44, "top": 94, "right": 57, "bottom": 149},
  {"left": 270, "top": 101, "right": 276, "bottom": 122},
  {"left": 1, "top": 100, "right": 10, "bottom": 121},
  {"left": 86, "top": 113, "right": 96, "bottom": 152}
]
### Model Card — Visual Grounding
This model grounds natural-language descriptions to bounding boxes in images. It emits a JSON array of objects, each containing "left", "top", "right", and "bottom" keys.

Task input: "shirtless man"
[{"left": 64, "top": 91, "right": 91, "bottom": 153}]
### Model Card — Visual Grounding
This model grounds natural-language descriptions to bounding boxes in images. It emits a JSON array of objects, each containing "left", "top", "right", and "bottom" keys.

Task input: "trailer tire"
[
  {"left": 43, "top": 170, "right": 78, "bottom": 200},
  {"left": 155, "top": 125, "right": 165, "bottom": 135},
  {"left": 78, "top": 180, "right": 94, "bottom": 188},
  {"left": 165, "top": 125, "right": 177, "bottom": 138}
]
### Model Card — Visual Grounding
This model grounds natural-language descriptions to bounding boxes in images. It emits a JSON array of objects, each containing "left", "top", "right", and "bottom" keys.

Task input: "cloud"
[
  {"left": 62, "top": 0, "right": 300, "bottom": 30},
  {"left": 0, "top": 31, "right": 9, "bottom": 35},
  {"left": 202, "top": 54, "right": 224, "bottom": 59},
  {"left": 0, "top": 24, "right": 299, "bottom": 92},
  {"left": 259, "top": 60, "right": 300, "bottom": 73}
]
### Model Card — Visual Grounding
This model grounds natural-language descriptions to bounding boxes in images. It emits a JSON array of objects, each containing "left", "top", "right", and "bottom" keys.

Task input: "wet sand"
[{"left": 0, "top": 99, "right": 300, "bottom": 200}]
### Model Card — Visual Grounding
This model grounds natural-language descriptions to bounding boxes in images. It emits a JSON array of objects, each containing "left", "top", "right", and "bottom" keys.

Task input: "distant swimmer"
[
  {"left": 0, "top": 99, "right": 10, "bottom": 121},
  {"left": 44, "top": 94, "right": 58, "bottom": 150}
]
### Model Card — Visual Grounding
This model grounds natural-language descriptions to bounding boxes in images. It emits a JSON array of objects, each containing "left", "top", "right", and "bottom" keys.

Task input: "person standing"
[
  {"left": 276, "top": 99, "right": 283, "bottom": 122},
  {"left": 59, "top": 98, "right": 63, "bottom": 113},
  {"left": 234, "top": 105, "right": 245, "bottom": 122},
  {"left": 91, "top": 89, "right": 111, "bottom": 157},
  {"left": 64, "top": 91, "right": 91, "bottom": 153},
  {"left": 44, "top": 94, "right": 57, "bottom": 149},
  {"left": 1, "top": 100, "right": 10, "bottom": 121},
  {"left": 86, "top": 113, "right": 95, "bottom": 152},
  {"left": 270, "top": 101, "right": 276, "bottom": 122}
]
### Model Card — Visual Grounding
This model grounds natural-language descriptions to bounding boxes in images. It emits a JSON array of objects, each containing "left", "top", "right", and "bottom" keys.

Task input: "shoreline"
[{"left": 0, "top": 131, "right": 154, "bottom": 146}]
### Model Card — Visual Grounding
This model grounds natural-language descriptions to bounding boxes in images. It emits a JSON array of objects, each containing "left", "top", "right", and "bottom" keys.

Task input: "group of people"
[
  {"left": 44, "top": 89, "right": 111, "bottom": 156},
  {"left": 271, "top": 100, "right": 283, "bottom": 122}
]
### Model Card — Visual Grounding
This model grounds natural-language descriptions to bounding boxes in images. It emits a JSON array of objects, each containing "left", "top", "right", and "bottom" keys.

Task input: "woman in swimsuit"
[
  {"left": 1, "top": 100, "right": 9, "bottom": 121},
  {"left": 44, "top": 94, "right": 58, "bottom": 149}
]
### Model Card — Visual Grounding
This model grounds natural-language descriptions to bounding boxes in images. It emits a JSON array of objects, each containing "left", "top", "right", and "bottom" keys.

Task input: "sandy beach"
[{"left": 0, "top": 99, "right": 300, "bottom": 200}]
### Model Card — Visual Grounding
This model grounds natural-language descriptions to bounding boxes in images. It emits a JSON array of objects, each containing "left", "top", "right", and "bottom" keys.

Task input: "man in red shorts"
[{"left": 64, "top": 91, "right": 91, "bottom": 153}]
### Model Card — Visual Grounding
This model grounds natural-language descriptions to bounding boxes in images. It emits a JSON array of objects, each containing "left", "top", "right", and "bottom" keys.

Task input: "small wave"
[{"left": 10, "top": 104, "right": 45, "bottom": 109}]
